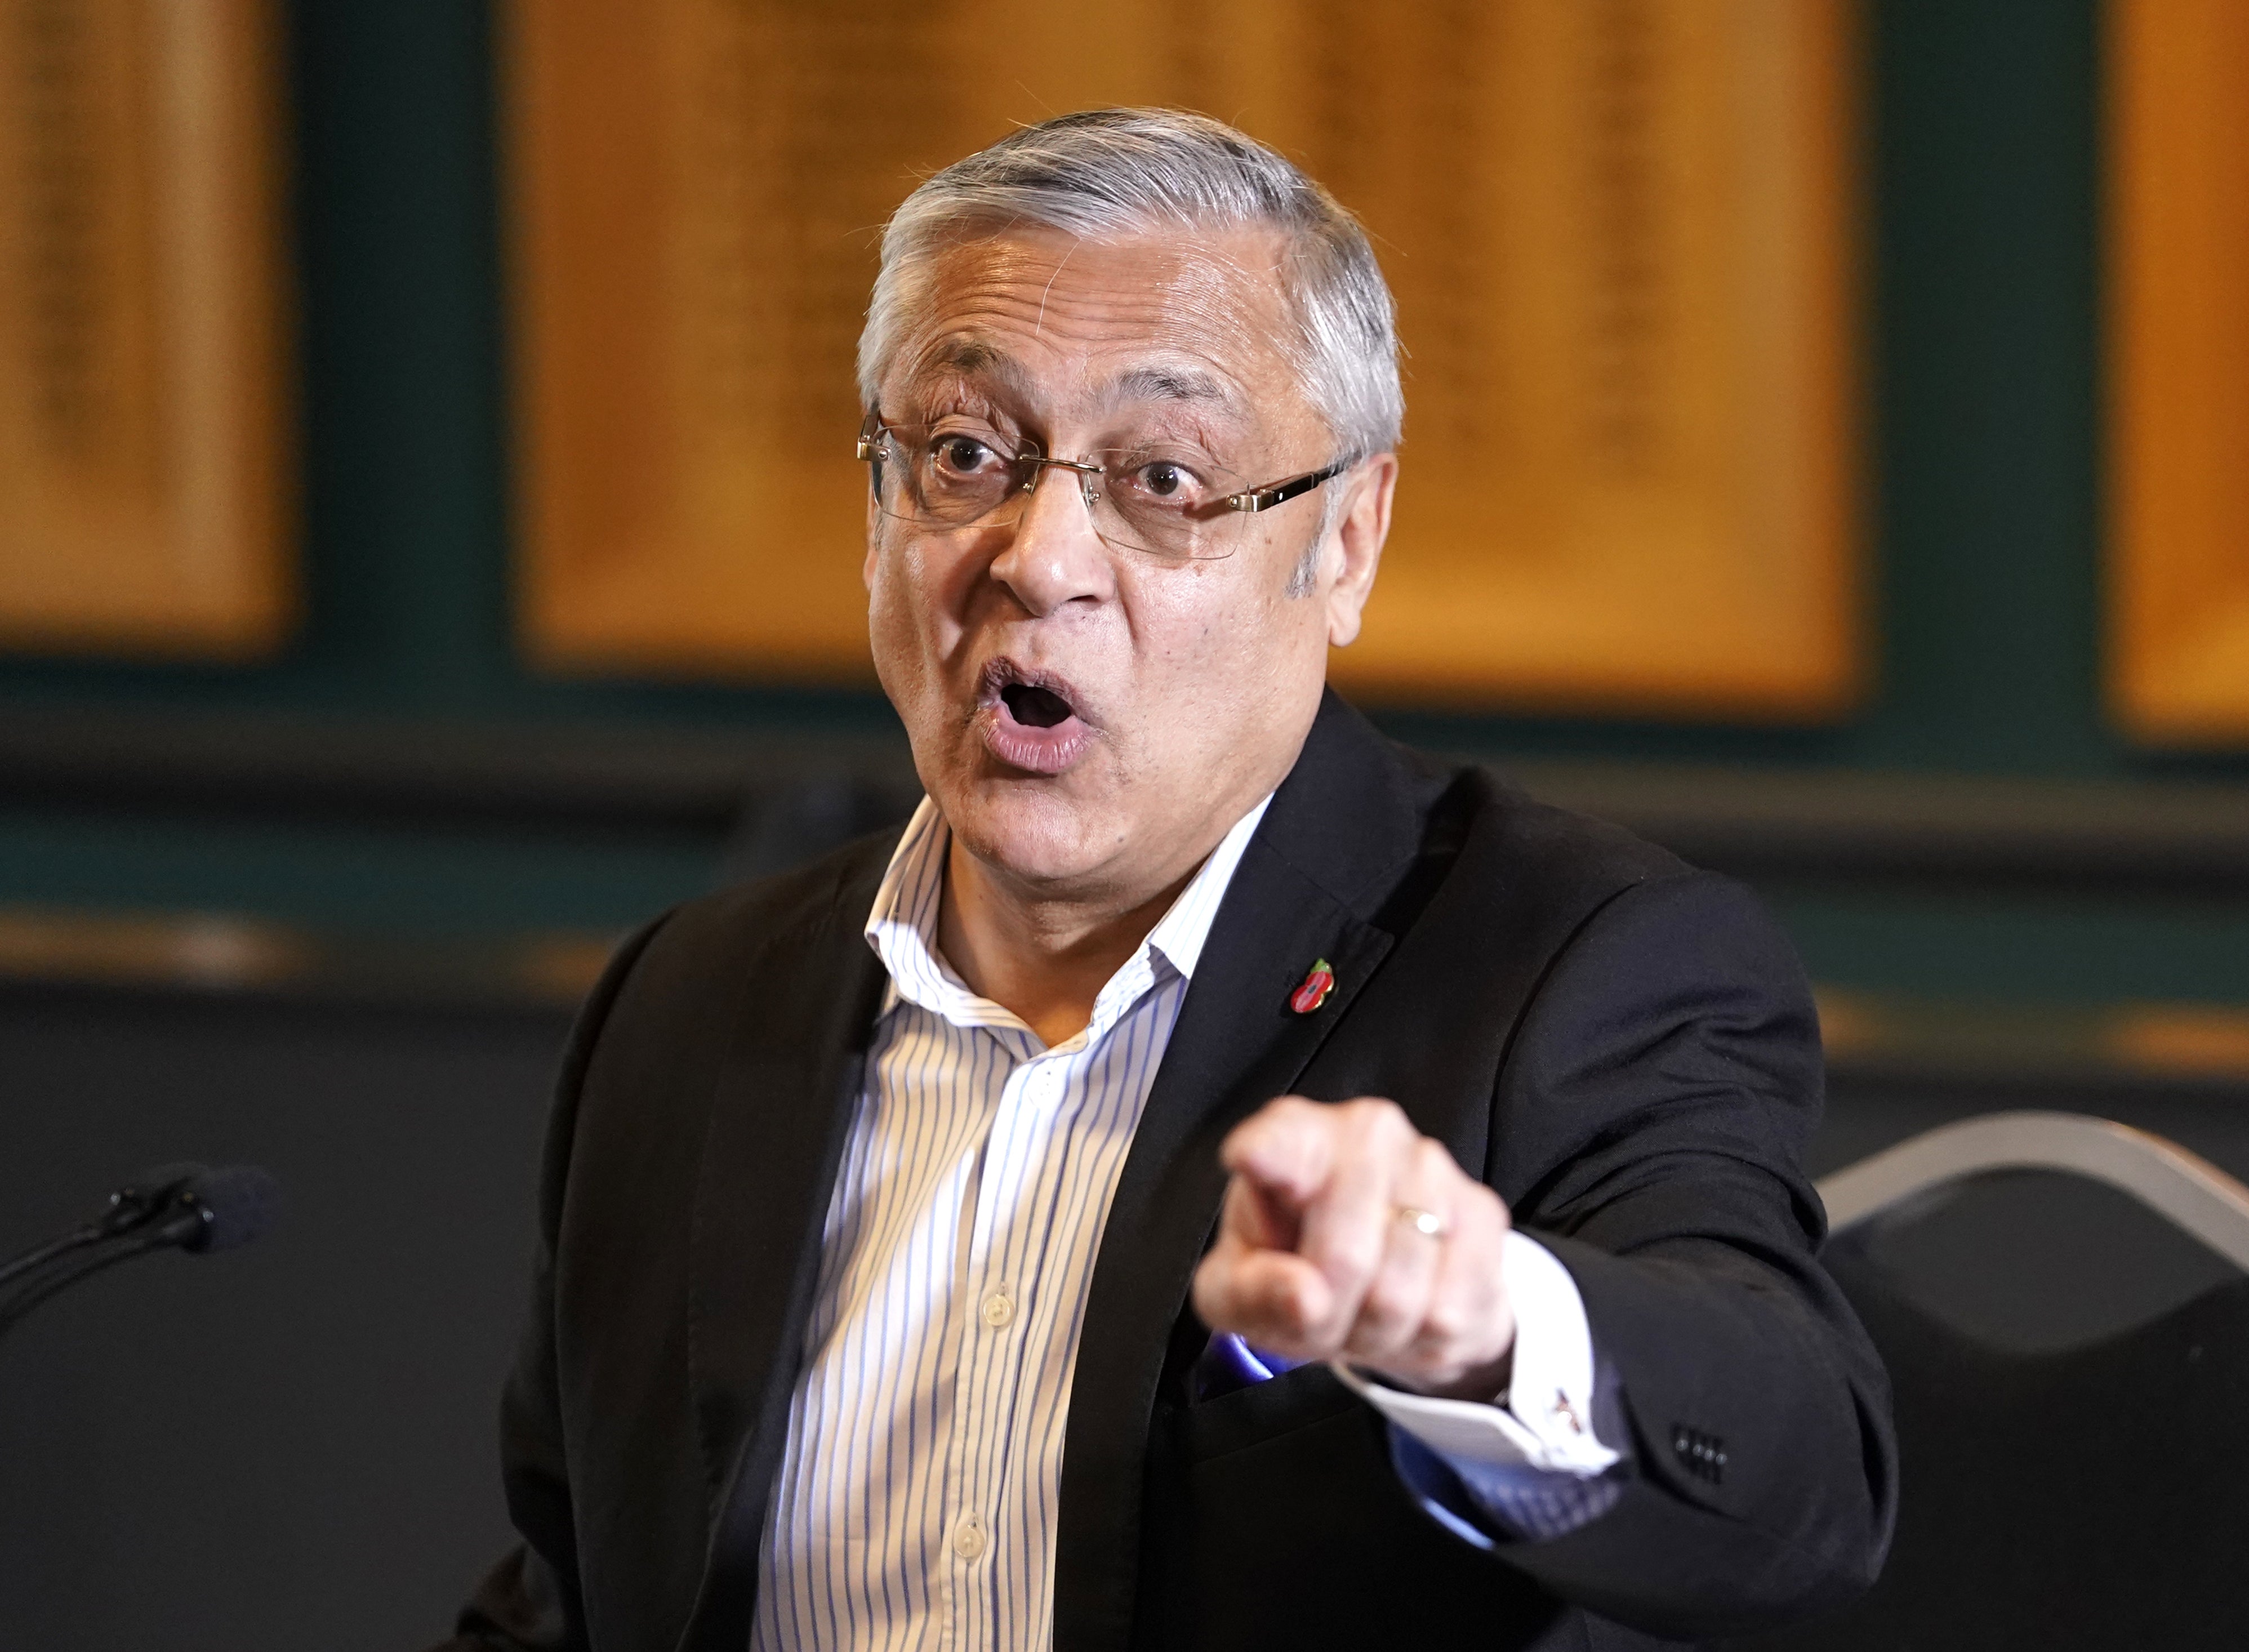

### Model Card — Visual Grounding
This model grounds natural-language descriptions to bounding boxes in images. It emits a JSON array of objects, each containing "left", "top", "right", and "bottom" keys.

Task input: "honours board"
[
  {"left": 508, "top": 0, "right": 1861, "bottom": 716},
  {"left": 0, "top": 0, "right": 293, "bottom": 658},
  {"left": 2108, "top": 0, "right": 2249, "bottom": 743}
]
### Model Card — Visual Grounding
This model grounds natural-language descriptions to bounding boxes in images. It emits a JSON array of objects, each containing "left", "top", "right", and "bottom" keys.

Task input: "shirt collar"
[
  {"left": 863, "top": 791, "right": 1273, "bottom": 1028},
  {"left": 1138, "top": 795, "right": 1271, "bottom": 979}
]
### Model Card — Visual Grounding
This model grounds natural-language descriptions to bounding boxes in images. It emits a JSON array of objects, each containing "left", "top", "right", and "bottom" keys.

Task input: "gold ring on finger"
[{"left": 1393, "top": 1204, "right": 1447, "bottom": 1239}]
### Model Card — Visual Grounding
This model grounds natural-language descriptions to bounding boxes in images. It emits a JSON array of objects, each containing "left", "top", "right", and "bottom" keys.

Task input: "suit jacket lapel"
[
  {"left": 676, "top": 847, "right": 893, "bottom": 1652},
  {"left": 1052, "top": 693, "right": 1431, "bottom": 1652}
]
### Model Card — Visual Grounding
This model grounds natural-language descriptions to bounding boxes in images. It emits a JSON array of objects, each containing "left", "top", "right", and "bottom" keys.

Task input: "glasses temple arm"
[{"left": 1224, "top": 459, "right": 1350, "bottom": 514}]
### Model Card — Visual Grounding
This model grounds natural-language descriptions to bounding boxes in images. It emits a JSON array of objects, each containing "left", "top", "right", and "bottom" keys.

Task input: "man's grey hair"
[{"left": 857, "top": 108, "right": 1404, "bottom": 466}]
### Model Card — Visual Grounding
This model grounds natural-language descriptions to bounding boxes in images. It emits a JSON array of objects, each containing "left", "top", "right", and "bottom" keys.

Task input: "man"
[{"left": 444, "top": 109, "right": 1893, "bottom": 1652}]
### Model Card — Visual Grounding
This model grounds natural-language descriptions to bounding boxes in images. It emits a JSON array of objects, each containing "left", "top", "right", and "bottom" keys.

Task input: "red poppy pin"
[{"left": 1290, "top": 958, "right": 1336, "bottom": 1014}]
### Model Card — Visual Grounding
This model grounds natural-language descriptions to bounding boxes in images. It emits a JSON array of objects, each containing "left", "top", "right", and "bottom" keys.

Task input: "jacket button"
[{"left": 1671, "top": 1425, "right": 1726, "bottom": 1484}]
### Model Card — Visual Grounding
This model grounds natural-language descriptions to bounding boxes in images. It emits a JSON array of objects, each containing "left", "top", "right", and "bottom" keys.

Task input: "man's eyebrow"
[{"left": 1106, "top": 364, "right": 1234, "bottom": 406}]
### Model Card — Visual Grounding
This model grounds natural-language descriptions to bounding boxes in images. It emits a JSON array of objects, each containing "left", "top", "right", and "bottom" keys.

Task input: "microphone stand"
[
  {"left": 0, "top": 1221, "right": 110, "bottom": 1294},
  {"left": 0, "top": 1166, "right": 221, "bottom": 1344},
  {"left": 0, "top": 1224, "right": 185, "bottom": 1340}
]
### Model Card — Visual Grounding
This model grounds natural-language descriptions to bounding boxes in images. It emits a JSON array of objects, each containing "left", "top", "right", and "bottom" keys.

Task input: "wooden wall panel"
[
  {"left": 2108, "top": 0, "right": 2249, "bottom": 742},
  {"left": 509, "top": 0, "right": 1861, "bottom": 716},
  {"left": 0, "top": 0, "right": 293, "bottom": 658}
]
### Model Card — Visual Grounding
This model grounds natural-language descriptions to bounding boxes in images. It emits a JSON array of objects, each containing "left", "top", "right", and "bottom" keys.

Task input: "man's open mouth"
[
  {"left": 1000, "top": 682, "right": 1075, "bottom": 728},
  {"left": 978, "top": 661, "right": 1094, "bottom": 774}
]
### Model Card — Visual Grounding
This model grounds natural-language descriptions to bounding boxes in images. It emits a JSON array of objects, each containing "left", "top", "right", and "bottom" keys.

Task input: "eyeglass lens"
[{"left": 872, "top": 424, "right": 1250, "bottom": 561}]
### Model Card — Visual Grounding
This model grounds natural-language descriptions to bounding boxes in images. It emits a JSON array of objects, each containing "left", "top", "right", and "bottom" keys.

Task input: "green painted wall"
[{"left": 2, "top": 1, "right": 2243, "bottom": 1004}]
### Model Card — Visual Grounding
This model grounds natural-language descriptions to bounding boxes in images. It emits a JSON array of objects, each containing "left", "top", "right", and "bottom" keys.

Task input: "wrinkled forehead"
[{"left": 879, "top": 228, "right": 1318, "bottom": 442}]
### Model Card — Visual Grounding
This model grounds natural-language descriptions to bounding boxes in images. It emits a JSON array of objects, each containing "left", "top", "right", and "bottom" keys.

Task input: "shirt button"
[
  {"left": 952, "top": 1512, "right": 987, "bottom": 1560},
  {"left": 981, "top": 1290, "right": 1014, "bottom": 1328}
]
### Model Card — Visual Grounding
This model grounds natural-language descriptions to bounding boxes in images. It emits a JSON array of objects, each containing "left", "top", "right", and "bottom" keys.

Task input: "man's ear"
[
  {"left": 1322, "top": 453, "right": 1396, "bottom": 648},
  {"left": 863, "top": 490, "right": 882, "bottom": 591}
]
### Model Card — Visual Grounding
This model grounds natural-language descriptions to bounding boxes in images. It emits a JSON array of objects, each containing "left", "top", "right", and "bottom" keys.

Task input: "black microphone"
[
  {"left": 144, "top": 1164, "right": 282, "bottom": 1255},
  {"left": 0, "top": 1162, "right": 208, "bottom": 1291},
  {"left": 0, "top": 1164, "right": 281, "bottom": 1341}
]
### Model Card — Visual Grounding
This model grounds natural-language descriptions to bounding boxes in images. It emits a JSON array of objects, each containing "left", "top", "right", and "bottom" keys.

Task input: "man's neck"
[{"left": 936, "top": 834, "right": 1201, "bottom": 1049}]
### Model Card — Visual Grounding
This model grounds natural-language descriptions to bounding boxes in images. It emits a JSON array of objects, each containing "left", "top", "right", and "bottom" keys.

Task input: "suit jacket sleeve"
[
  {"left": 1482, "top": 869, "right": 1896, "bottom": 1637},
  {"left": 429, "top": 915, "right": 673, "bottom": 1652}
]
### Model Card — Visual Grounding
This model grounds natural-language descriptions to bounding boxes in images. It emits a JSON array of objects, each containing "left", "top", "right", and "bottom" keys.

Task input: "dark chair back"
[
  {"left": 1729, "top": 1112, "right": 2249, "bottom": 1651},
  {"left": 1803, "top": 1251, "right": 2249, "bottom": 1649}
]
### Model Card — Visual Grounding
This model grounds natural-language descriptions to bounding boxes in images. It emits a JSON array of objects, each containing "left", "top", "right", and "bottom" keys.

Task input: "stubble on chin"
[{"left": 943, "top": 765, "right": 1135, "bottom": 897}]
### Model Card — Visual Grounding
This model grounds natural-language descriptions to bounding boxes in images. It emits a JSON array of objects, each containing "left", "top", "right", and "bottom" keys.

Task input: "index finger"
[{"left": 1219, "top": 1096, "right": 1339, "bottom": 1208}]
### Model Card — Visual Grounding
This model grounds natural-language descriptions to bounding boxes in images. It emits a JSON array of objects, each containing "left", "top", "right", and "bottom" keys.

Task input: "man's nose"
[{"left": 988, "top": 465, "right": 1116, "bottom": 616}]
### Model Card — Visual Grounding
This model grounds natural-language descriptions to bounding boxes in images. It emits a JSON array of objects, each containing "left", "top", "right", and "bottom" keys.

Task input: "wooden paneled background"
[
  {"left": 0, "top": 0, "right": 293, "bottom": 658},
  {"left": 507, "top": 0, "right": 1863, "bottom": 716},
  {"left": 2108, "top": 0, "right": 2249, "bottom": 743}
]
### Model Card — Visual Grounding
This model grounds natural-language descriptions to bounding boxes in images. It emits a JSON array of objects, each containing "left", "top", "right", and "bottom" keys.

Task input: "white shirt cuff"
[{"left": 1330, "top": 1230, "right": 1620, "bottom": 1477}]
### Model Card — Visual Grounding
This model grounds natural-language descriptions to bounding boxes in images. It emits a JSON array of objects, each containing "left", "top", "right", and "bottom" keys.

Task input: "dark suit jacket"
[{"left": 442, "top": 691, "right": 1896, "bottom": 1652}]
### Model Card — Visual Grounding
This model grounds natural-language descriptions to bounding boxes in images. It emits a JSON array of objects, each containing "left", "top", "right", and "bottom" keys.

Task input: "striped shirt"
[
  {"left": 747, "top": 795, "right": 1270, "bottom": 1652},
  {"left": 749, "top": 793, "right": 1619, "bottom": 1652}
]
